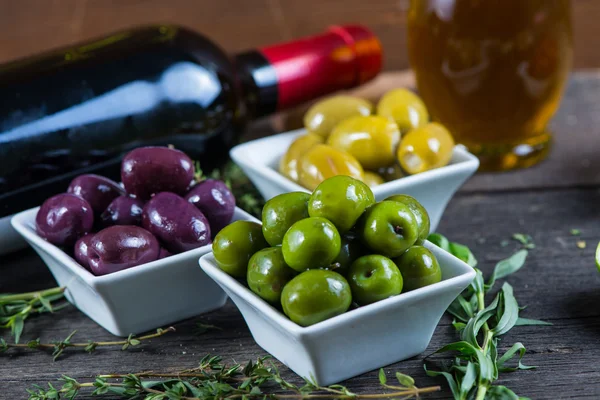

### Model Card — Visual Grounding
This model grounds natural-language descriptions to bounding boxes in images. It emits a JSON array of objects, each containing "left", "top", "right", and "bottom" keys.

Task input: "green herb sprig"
[
  {"left": 27, "top": 355, "right": 440, "bottom": 399},
  {"left": 0, "top": 286, "right": 67, "bottom": 343},
  {"left": 426, "top": 233, "right": 550, "bottom": 400},
  {"left": 194, "top": 320, "right": 222, "bottom": 335},
  {"left": 2, "top": 327, "right": 175, "bottom": 361},
  {"left": 511, "top": 233, "right": 535, "bottom": 249}
]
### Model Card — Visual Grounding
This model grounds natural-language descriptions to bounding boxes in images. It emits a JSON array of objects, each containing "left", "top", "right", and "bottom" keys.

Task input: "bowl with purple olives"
[
  {"left": 230, "top": 90, "right": 480, "bottom": 232},
  {"left": 199, "top": 175, "right": 476, "bottom": 385},
  {"left": 11, "top": 146, "right": 250, "bottom": 337}
]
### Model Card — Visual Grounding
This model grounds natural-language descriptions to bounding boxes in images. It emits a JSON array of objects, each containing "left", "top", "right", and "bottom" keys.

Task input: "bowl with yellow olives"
[
  {"left": 199, "top": 176, "right": 476, "bottom": 385},
  {"left": 230, "top": 89, "right": 479, "bottom": 232}
]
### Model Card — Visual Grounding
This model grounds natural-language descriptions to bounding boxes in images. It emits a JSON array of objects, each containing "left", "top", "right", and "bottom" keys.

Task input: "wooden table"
[{"left": 2, "top": 71, "right": 600, "bottom": 399}]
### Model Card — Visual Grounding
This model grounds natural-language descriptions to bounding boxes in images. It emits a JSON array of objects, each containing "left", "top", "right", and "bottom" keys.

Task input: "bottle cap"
[
  {"left": 258, "top": 24, "right": 383, "bottom": 110},
  {"left": 328, "top": 24, "right": 383, "bottom": 85}
]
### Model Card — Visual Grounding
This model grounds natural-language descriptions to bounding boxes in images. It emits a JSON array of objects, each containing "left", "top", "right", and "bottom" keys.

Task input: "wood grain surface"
[
  {"left": 0, "top": 0, "right": 599, "bottom": 71},
  {"left": 2, "top": 71, "right": 600, "bottom": 399}
]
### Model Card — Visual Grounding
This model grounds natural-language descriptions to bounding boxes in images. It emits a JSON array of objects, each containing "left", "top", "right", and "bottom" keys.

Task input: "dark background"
[{"left": 1, "top": 0, "right": 598, "bottom": 71}]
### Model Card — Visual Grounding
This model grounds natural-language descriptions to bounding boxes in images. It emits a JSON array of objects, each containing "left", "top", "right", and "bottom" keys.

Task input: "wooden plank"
[
  {"left": 2, "top": 188, "right": 600, "bottom": 398},
  {"left": 0, "top": 0, "right": 600, "bottom": 71}
]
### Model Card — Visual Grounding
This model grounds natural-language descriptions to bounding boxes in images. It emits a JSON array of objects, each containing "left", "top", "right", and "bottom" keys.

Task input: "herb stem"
[
  {"left": 29, "top": 356, "right": 438, "bottom": 400},
  {"left": 77, "top": 383, "right": 186, "bottom": 399},
  {"left": 476, "top": 289, "right": 493, "bottom": 351},
  {"left": 201, "top": 385, "right": 440, "bottom": 399},
  {"left": 476, "top": 291, "right": 485, "bottom": 312},
  {"left": 97, "top": 371, "right": 246, "bottom": 381},
  {"left": 0, "top": 287, "right": 65, "bottom": 303},
  {"left": 2, "top": 327, "right": 175, "bottom": 359},
  {"left": 239, "top": 386, "right": 439, "bottom": 398},
  {"left": 55, "top": 380, "right": 440, "bottom": 400},
  {"left": 6, "top": 326, "right": 174, "bottom": 349},
  {"left": 475, "top": 290, "right": 492, "bottom": 400},
  {"left": 34, "top": 302, "right": 71, "bottom": 314},
  {"left": 474, "top": 384, "right": 487, "bottom": 400}
]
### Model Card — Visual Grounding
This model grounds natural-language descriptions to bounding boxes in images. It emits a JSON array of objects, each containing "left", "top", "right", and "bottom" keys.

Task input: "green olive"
[
  {"left": 308, "top": 175, "right": 375, "bottom": 233},
  {"left": 394, "top": 246, "right": 442, "bottom": 291},
  {"left": 212, "top": 221, "right": 267, "bottom": 278},
  {"left": 281, "top": 217, "right": 341, "bottom": 272},
  {"left": 281, "top": 269, "right": 352, "bottom": 326},
  {"left": 385, "top": 194, "right": 430, "bottom": 245},
  {"left": 247, "top": 247, "right": 297, "bottom": 305},
  {"left": 262, "top": 192, "right": 310, "bottom": 246},
  {"left": 348, "top": 255, "right": 403, "bottom": 305},
  {"left": 357, "top": 201, "right": 419, "bottom": 258}
]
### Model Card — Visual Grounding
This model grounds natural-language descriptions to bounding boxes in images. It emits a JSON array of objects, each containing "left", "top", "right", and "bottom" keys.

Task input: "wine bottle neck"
[{"left": 234, "top": 25, "right": 382, "bottom": 119}]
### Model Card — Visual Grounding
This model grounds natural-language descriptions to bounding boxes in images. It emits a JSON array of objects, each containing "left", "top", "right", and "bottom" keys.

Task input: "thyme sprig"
[
  {"left": 27, "top": 355, "right": 440, "bottom": 399},
  {"left": 194, "top": 321, "right": 222, "bottom": 335},
  {"left": 2, "top": 327, "right": 175, "bottom": 360},
  {"left": 426, "top": 233, "right": 551, "bottom": 400},
  {"left": 0, "top": 286, "right": 67, "bottom": 343}
]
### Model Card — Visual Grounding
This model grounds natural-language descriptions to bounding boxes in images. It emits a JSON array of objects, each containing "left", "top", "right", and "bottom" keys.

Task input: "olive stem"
[
  {"left": 393, "top": 226, "right": 404, "bottom": 236},
  {"left": 328, "top": 262, "right": 342, "bottom": 271}
]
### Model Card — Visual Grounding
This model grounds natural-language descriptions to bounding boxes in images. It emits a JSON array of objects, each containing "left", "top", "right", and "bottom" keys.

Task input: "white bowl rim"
[
  {"left": 11, "top": 206, "right": 255, "bottom": 285},
  {"left": 229, "top": 128, "right": 480, "bottom": 195},
  {"left": 199, "top": 242, "right": 476, "bottom": 338}
]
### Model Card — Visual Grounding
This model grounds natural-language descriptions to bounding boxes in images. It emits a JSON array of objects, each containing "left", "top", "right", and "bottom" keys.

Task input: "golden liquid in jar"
[{"left": 408, "top": 0, "right": 573, "bottom": 171}]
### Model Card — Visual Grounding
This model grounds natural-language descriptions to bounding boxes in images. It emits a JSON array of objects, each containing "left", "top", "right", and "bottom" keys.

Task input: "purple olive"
[
  {"left": 158, "top": 248, "right": 172, "bottom": 259},
  {"left": 121, "top": 147, "right": 194, "bottom": 200},
  {"left": 142, "top": 192, "right": 211, "bottom": 253},
  {"left": 74, "top": 233, "right": 95, "bottom": 271},
  {"left": 36, "top": 194, "right": 94, "bottom": 247},
  {"left": 100, "top": 196, "right": 144, "bottom": 227},
  {"left": 88, "top": 226, "right": 160, "bottom": 276},
  {"left": 185, "top": 179, "right": 235, "bottom": 234},
  {"left": 67, "top": 174, "right": 124, "bottom": 214}
]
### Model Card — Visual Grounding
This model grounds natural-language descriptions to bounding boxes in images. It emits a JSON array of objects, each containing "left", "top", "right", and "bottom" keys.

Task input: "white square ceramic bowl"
[
  {"left": 11, "top": 207, "right": 256, "bottom": 337},
  {"left": 199, "top": 240, "right": 476, "bottom": 386},
  {"left": 230, "top": 129, "right": 480, "bottom": 232}
]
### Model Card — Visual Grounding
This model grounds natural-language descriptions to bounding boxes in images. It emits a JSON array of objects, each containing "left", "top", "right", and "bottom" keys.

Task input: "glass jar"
[{"left": 408, "top": 0, "right": 573, "bottom": 171}]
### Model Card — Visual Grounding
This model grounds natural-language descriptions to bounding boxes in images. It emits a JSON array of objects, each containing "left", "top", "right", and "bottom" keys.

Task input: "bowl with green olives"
[
  {"left": 199, "top": 176, "right": 476, "bottom": 385},
  {"left": 230, "top": 90, "right": 479, "bottom": 232}
]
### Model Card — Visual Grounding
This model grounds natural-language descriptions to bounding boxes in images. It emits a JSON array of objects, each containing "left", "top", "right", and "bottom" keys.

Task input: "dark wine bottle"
[{"left": 0, "top": 24, "right": 382, "bottom": 219}]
